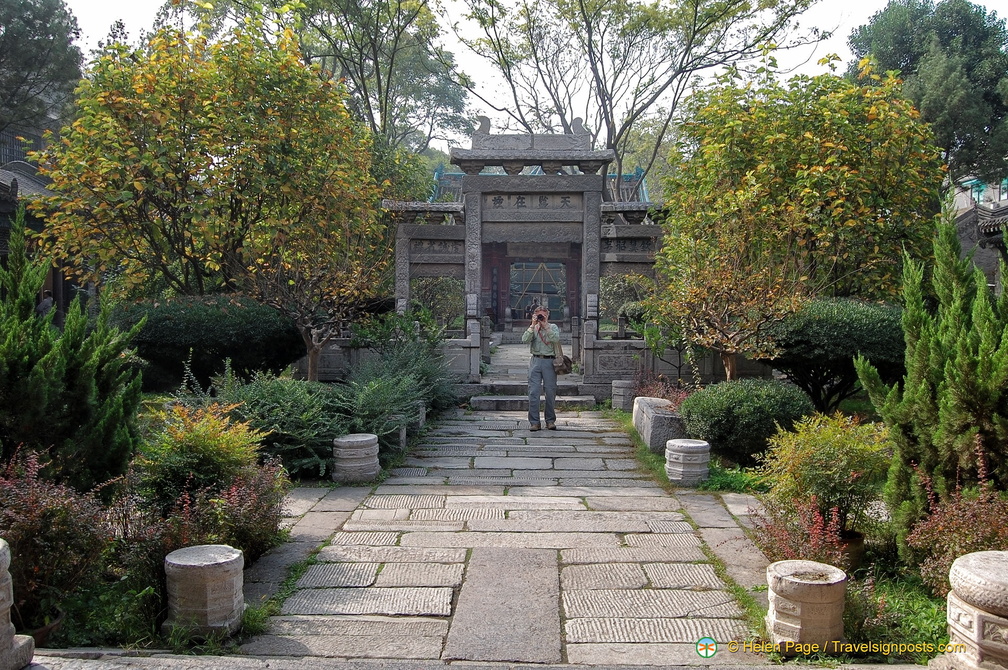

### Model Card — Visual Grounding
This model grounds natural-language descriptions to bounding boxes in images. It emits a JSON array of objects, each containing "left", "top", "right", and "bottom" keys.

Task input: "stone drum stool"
[
  {"left": 931, "top": 550, "right": 1008, "bottom": 670},
  {"left": 766, "top": 560, "right": 847, "bottom": 655},
  {"left": 664, "top": 439, "right": 710, "bottom": 485},
  {"left": 163, "top": 544, "right": 244, "bottom": 639},
  {"left": 332, "top": 433, "right": 381, "bottom": 483},
  {"left": 0, "top": 539, "right": 33, "bottom": 670}
]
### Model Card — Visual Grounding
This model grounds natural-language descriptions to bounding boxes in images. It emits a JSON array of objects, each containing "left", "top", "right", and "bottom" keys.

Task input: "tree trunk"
[
  {"left": 306, "top": 344, "right": 321, "bottom": 382},
  {"left": 720, "top": 351, "right": 737, "bottom": 382}
]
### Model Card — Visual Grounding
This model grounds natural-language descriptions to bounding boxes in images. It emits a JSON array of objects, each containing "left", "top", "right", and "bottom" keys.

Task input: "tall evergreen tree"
[{"left": 856, "top": 215, "right": 1008, "bottom": 557}]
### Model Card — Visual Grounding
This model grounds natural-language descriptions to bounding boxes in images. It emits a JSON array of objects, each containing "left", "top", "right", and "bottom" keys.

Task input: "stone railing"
[{"left": 0, "top": 538, "right": 33, "bottom": 670}]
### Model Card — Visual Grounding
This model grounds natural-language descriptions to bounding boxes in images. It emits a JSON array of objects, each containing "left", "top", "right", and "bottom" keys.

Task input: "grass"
[{"left": 697, "top": 460, "right": 768, "bottom": 493}]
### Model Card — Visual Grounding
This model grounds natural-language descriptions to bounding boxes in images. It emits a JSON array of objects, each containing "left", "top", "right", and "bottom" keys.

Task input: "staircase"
[{"left": 465, "top": 343, "right": 597, "bottom": 411}]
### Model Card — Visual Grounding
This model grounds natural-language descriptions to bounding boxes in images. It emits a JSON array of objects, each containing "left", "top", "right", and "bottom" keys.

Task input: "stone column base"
[{"left": 930, "top": 591, "right": 1008, "bottom": 670}]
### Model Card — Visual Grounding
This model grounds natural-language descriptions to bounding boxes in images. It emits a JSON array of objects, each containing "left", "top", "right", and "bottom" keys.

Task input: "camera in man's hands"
[{"left": 535, "top": 314, "right": 545, "bottom": 321}]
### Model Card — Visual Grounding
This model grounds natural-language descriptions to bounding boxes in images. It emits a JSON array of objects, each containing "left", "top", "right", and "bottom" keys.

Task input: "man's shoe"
[
  {"left": 546, "top": 422, "right": 557, "bottom": 430},
  {"left": 529, "top": 424, "right": 541, "bottom": 431}
]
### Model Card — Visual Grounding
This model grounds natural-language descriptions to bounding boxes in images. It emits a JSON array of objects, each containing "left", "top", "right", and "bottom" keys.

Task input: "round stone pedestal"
[
  {"left": 332, "top": 433, "right": 381, "bottom": 483},
  {"left": 664, "top": 439, "right": 710, "bottom": 485},
  {"left": 765, "top": 560, "right": 847, "bottom": 655},
  {"left": 931, "top": 551, "right": 1008, "bottom": 670},
  {"left": 163, "top": 544, "right": 244, "bottom": 639},
  {"left": 1, "top": 539, "right": 35, "bottom": 670}
]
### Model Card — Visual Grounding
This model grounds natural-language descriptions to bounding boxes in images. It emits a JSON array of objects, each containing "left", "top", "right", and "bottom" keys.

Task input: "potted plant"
[{"left": 758, "top": 413, "right": 891, "bottom": 569}]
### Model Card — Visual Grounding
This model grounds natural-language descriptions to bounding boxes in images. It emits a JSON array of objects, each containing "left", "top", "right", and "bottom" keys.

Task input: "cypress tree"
[{"left": 856, "top": 216, "right": 1008, "bottom": 558}]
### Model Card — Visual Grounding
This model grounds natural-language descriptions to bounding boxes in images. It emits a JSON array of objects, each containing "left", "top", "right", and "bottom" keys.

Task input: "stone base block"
[
  {"left": 0, "top": 634, "right": 33, "bottom": 670},
  {"left": 333, "top": 433, "right": 381, "bottom": 483},
  {"left": 766, "top": 560, "right": 846, "bottom": 655},
  {"left": 612, "top": 380, "right": 635, "bottom": 412},
  {"left": 939, "top": 591, "right": 1008, "bottom": 670},
  {"left": 664, "top": 439, "right": 709, "bottom": 485},
  {"left": 632, "top": 397, "right": 687, "bottom": 455},
  {"left": 163, "top": 545, "right": 244, "bottom": 639}
]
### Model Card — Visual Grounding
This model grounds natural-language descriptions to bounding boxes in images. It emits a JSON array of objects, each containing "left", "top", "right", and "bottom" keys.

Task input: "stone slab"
[
  {"left": 244, "top": 542, "right": 317, "bottom": 583},
  {"left": 561, "top": 563, "right": 648, "bottom": 590},
  {"left": 402, "top": 457, "right": 472, "bottom": 469},
  {"left": 515, "top": 469, "right": 645, "bottom": 479},
  {"left": 312, "top": 488, "right": 372, "bottom": 512},
  {"left": 586, "top": 497, "right": 682, "bottom": 512},
  {"left": 329, "top": 531, "right": 400, "bottom": 546},
  {"left": 643, "top": 563, "right": 725, "bottom": 589},
  {"left": 696, "top": 527, "right": 769, "bottom": 598},
  {"left": 400, "top": 531, "right": 620, "bottom": 549},
  {"left": 282, "top": 587, "right": 452, "bottom": 616},
  {"left": 444, "top": 495, "right": 586, "bottom": 510},
  {"left": 676, "top": 493, "right": 742, "bottom": 528},
  {"left": 467, "top": 518, "right": 650, "bottom": 533},
  {"left": 381, "top": 477, "right": 448, "bottom": 486},
  {"left": 364, "top": 495, "right": 445, "bottom": 509},
  {"left": 316, "top": 546, "right": 466, "bottom": 563},
  {"left": 720, "top": 492, "right": 762, "bottom": 519},
  {"left": 566, "top": 642, "right": 763, "bottom": 666},
  {"left": 565, "top": 617, "right": 749, "bottom": 643},
  {"left": 442, "top": 547, "right": 561, "bottom": 663},
  {"left": 646, "top": 520, "right": 695, "bottom": 534},
  {"left": 553, "top": 458, "right": 605, "bottom": 470},
  {"left": 563, "top": 590, "right": 743, "bottom": 618},
  {"left": 239, "top": 634, "right": 443, "bottom": 659},
  {"left": 624, "top": 533, "right": 702, "bottom": 548},
  {"left": 266, "top": 614, "right": 448, "bottom": 637},
  {"left": 288, "top": 512, "right": 352, "bottom": 542},
  {"left": 473, "top": 456, "right": 553, "bottom": 469},
  {"left": 509, "top": 510, "right": 683, "bottom": 523},
  {"left": 296, "top": 563, "right": 379, "bottom": 588},
  {"left": 243, "top": 581, "right": 277, "bottom": 606},
  {"left": 562, "top": 547, "right": 708, "bottom": 564},
  {"left": 411, "top": 508, "right": 505, "bottom": 520},
  {"left": 559, "top": 478, "right": 659, "bottom": 487},
  {"left": 447, "top": 476, "right": 558, "bottom": 486},
  {"left": 375, "top": 563, "right": 464, "bottom": 587},
  {"left": 350, "top": 509, "right": 409, "bottom": 521},
  {"left": 389, "top": 468, "right": 427, "bottom": 477},
  {"left": 508, "top": 486, "right": 664, "bottom": 497},
  {"left": 283, "top": 488, "right": 330, "bottom": 517},
  {"left": 372, "top": 485, "right": 505, "bottom": 496},
  {"left": 602, "top": 458, "right": 640, "bottom": 470},
  {"left": 341, "top": 520, "right": 465, "bottom": 532}
]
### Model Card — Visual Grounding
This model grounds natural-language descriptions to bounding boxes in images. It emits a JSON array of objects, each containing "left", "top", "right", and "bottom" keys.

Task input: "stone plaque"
[{"left": 482, "top": 193, "right": 583, "bottom": 213}]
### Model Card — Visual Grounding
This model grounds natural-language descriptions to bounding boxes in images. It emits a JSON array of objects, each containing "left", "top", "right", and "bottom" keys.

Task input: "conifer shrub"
[
  {"left": 679, "top": 378, "right": 814, "bottom": 465},
  {"left": 0, "top": 206, "right": 142, "bottom": 492},
  {"left": 856, "top": 218, "right": 1008, "bottom": 557}
]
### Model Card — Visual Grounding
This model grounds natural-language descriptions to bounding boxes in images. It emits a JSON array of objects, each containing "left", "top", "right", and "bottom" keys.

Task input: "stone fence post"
[
  {"left": 0, "top": 539, "right": 33, "bottom": 670},
  {"left": 931, "top": 551, "right": 1008, "bottom": 670}
]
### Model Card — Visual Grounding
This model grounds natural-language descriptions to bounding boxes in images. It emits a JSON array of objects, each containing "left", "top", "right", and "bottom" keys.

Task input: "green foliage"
[
  {"left": 0, "top": 451, "right": 111, "bottom": 630},
  {"left": 134, "top": 403, "right": 262, "bottom": 515},
  {"left": 599, "top": 274, "right": 653, "bottom": 323},
  {"left": 679, "top": 379, "right": 814, "bottom": 465},
  {"left": 0, "top": 206, "right": 143, "bottom": 492},
  {"left": 0, "top": 0, "right": 81, "bottom": 132},
  {"left": 109, "top": 294, "right": 305, "bottom": 390},
  {"left": 769, "top": 299, "right": 905, "bottom": 412},
  {"left": 907, "top": 485, "right": 1008, "bottom": 596},
  {"left": 760, "top": 413, "right": 891, "bottom": 533},
  {"left": 696, "top": 461, "right": 768, "bottom": 493},
  {"left": 750, "top": 495, "right": 846, "bottom": 566},
  {"left": 218, "top": 372, "right": 345, "bottom": 478},
  {"left": 410, "top": 277, "right": 465, "bottom": 328},
  {"left": 849, "top": 0, "right": 1008, "bottom": 182},
  {"left": 844, "top": 576, "right": 947, "bottom": 661},
  {"left": 856, "top": 218, "right": 1008, "bottom": 557}
]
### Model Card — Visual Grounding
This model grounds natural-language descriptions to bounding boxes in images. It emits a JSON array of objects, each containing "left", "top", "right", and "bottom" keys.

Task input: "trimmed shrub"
[
  {"left": 110, "top": 294, "right": 304, "bottom": 390},
  {"left": 769, "top": 298, "right": 904, "bottom": 412},
  {"left": 0, "top": 452, "right": 112, "bottom": 630},
  {"left": 133, "top": 403, "right": 262, "bottom": 514},
  {"left": 679, "top": 378, "right": 814, "bottom": 465}
]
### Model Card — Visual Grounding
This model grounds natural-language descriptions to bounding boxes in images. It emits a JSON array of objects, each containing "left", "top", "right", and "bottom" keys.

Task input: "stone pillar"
[
  {"left": 394, "top": 225, "right": 410, "bottom": 314},
  {"left": 163, "top": 545, "right": 244, "bottom": 640},
  {"left": 0, "top": 539, "right": 33, "bottom": 670},
  {"left": 611, "top": 379, "right": 635, "bottom": 412},
  {"left": 332, "top": 433, "right": 381, "bottom": 483},
  {"left": 664, "top": 439, "right": 710, "bottom": 486},
  {"left": 931, "top": 551, "right": 1008, "bottom": 670},
  {"left": 766, "top": 560, "right": 846, "bottom": 655}
]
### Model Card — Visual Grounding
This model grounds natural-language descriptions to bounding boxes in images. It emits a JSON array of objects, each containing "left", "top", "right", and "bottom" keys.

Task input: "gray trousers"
[{"left": 528, "top": 356, "right": 558, "bottom": 425}]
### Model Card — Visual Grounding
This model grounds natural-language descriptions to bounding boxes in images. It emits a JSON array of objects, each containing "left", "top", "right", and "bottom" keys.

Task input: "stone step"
[
  {"left": 469, "top": 380, "right": 582, "bottom": 396},
  {"left": 469, "top": 395, "right": 597, "bottom": 411}
]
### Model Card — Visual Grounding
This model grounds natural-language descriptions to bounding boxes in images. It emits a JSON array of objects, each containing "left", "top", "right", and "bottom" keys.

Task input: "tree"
[
  {"left": 33, "top": 16, "right": 381, "bottom": 301},
  {"left": 0, "top": 0, "right": 82, "bottom": 133},
  {"left": 856, "top": 217, "right": 1008, "bottom": 558},
  {"left": 655, "top": 66, "right": 944, "bottom": 379},
  {"left": 0, "top": 207, "right": 142, "bottom": 492},
  {"left": 455, "top": 0, "right": 819, "bottom": 200},
  {"left": 849, "top": 0, "right": 1008, "bottom": 183}
]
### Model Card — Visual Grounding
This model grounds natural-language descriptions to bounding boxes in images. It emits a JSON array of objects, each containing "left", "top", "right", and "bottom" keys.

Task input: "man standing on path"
[{"left": 522, "top": 305, "right": 559, "bottom": 431}]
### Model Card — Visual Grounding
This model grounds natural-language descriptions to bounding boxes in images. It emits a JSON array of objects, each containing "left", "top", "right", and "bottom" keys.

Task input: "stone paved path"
[{"left": 237, "top": 408, "right": 771, "bottom": 666}]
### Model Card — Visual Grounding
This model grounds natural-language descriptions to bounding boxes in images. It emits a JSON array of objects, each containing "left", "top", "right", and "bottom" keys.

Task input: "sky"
[{"left": 63, "top": 0, "right": 1004, "bottom": 127}]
